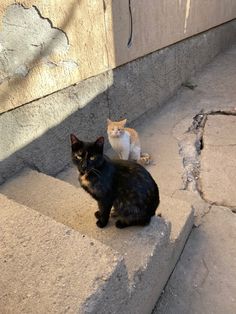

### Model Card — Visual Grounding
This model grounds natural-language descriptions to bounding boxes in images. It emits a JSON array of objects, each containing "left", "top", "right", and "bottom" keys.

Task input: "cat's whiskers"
[
  {"left": 88, "top": 168, "right": 101, "bottom": 177},
  {"left": 92, "top": 168, "right": 102, "bottom": 177}
]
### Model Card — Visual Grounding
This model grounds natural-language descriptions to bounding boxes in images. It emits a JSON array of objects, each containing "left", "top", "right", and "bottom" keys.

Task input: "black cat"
[{"left": 70, "top": 134, "right": 160, "bottom": 228}]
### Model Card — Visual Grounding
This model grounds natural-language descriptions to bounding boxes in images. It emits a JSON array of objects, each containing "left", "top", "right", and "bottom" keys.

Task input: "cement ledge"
[
  {"left": 0, "top": 169, "right": 194, "bottom": 313},
  {"left": 0, "top": 194, "right": 129, "bottom": 314}
]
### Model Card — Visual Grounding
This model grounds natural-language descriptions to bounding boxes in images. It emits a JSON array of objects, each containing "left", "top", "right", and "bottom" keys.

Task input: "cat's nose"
[{"left": 81, "top": 162, "right": 87, "bottom": 171}]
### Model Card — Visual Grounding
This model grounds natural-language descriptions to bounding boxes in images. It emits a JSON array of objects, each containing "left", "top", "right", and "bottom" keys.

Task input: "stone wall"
[
  {"left": 0, "top": 20, "right": 236, "bottom": 183},
  {"left": 0, "top": 0, "right": 236, "bottom": 113}
]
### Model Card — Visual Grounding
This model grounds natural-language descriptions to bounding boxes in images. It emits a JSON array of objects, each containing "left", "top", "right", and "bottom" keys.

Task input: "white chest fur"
[{"left": 108, "top": 131, "right": 130, "bottom": 159}]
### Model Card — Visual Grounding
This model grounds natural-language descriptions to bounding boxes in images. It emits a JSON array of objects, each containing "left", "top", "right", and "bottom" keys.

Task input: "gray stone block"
[
  {"left": 0, "top": 169, "right": 193, "bottom": 313},
  {"left": 0, "top": 194, "right": 129, "bottom": 314},
  {"left": 153, "top": 206, "right": 236, "bottom": 314}
]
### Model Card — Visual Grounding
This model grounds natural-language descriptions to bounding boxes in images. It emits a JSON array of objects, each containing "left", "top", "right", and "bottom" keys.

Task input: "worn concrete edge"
[
  {"left": 0, "top": 20, "right": 236, "bottom": 184},
  {"left": 151, "top": 111, "right": 235, "bottom": 311},
  {"left": 0, "top": 169, "right": 173, "bottom": 284},
  {"left": 0, "top": 168, "right": 194, "bottom": 314},
  {"left": 148, "top": 204, "right": 194, "bottom": 314},
  {"left": 127, "top": 200, "right": 195, "bottom": 314},
  {"left": 0, "top": 193, "right": 130, "bottom": 314}
]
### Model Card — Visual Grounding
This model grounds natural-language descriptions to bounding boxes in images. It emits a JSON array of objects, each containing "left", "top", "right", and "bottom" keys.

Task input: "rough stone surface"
[
  {"left": 200, "top": 115, "right": 236, "bottom": 208},
  {"left": 153, "top": 206, "right": 236, "bottom": 314},
  {"left": 0, "top": 1, "right": 108, "bottom": 113},
  {"left": 0, "top": 194, "right": 129, "bottom": 314},
  {"left": 0, "top": 20, "right": 236, "bottom": 314},
  {"left": 0, "top": 71, "right": 112, "bottom": 182},
  {"left": 151, "top": 44, "right": 236, "bottom": 313},
  {"left": 1, "top": 2, "right": 235, "bottom": 113},
  {"left": 56, "top": 42, "right": 236, "bottom": 313},
  {"left": 0, "top": 169, "right": 193, "bottom": 314},
  {"left": 0, "top": 5, "right": 68, "bottom": 82},
  {"left": 1, "top": 20, "right": 236, "bottom": 184}
]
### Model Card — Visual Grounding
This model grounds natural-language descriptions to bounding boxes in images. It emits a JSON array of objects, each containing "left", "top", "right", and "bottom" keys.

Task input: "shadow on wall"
[
  {"left": 0, "top": 0, "right": 177, "bottom": 182},
  {"left": 0, "top": 41, "right": 172, "bottom": 183},
  {"left": 0, "top": 0, "right": 109, "bottom": 183},
  {"left": 0, "top": 3, "right": 236, "bottom": 183}
]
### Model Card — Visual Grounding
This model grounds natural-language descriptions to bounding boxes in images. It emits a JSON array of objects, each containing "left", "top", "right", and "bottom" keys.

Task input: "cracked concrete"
[
  {"left": 154, "top": 205, "right": 236, "bottom": 314},
  {"left": 0, "top": 4, "right": 69, "bottom": 83},
  {"left": 174, "top": 109, "right": 236, "bottom": 211},
  {"left": 176, "top": 110, "right": 207, "bottom": 193},
  {"left": 0, "top": 18, "right": 236, "bottom": 312},
  {"left": 152, "top": 44, "right": 236, "bottom": 313},
  {"left": 55, "top": 43, "right": 236, "bottom": 313}
]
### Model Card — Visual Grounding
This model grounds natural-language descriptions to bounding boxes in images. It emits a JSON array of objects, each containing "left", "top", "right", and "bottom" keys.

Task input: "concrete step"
[
  {"left": 0, "top": 169, "right": 194, "bottom": 313},
  {"left": 0, "top": 194, "right": 128, "bottom": 314}
]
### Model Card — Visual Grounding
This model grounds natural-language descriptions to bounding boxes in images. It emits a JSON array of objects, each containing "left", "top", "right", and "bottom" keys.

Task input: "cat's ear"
[
  {"left": 70, "top": 134, "right": 81, "bottom": 145},
  {"left": 95, "top": 136, "right": 104, "bottom": 146},
  {"left": 95, "top": 136, "right": 104, "bottom": 150},
  {"left": 121, "top": 119, "right": 127, "bottom": 126},
  {"left": 107, "top": 118, "right": 112, "bottom": 125}
]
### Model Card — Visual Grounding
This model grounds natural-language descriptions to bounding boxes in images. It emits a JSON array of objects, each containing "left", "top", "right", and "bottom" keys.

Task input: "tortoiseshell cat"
[{"left": 70, "top": 134, "right": 160, "bottom": 228}]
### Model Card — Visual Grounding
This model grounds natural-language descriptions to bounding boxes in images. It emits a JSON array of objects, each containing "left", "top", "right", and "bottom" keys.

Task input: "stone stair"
[
  {"left": 0, "top": 168, "right": 193, "bottom": 313},
  {"left": 0, "top": 194, "right": 128, "bottom": 314}
]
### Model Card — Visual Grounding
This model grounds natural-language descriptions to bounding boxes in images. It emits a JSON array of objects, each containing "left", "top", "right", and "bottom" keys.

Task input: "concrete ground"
[
  {"left": 56, "top": 43, "right": 236, "bottom": 313},
  {"left": 57, "top": 43, "right": 236, "bottom": 313},
  {"left": 1, "top": 41, "right": 235, "bottom": 313},
  {"left": 152, "top": 45, "right": 236, "bottom": 313}
]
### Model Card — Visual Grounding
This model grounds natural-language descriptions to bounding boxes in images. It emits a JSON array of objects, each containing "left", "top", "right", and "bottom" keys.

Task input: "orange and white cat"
[{"left": 107, "top": 118, "right": 150, "bottom": 164}]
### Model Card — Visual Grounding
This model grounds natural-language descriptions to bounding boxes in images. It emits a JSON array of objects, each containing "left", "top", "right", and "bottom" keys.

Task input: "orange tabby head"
[{"left": 107, "top": 118, "right": 127, "bottom": 138}]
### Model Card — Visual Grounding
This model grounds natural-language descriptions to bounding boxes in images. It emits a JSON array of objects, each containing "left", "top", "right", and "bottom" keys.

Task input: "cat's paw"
[
  {"left": 94, "top": 211, "right": 101, "bottom": 219},
  {"left": 115, "top": 220, "right": 128, "bottom": 229},
  {"left": 96, "top": 219, "right": 108, "bottom": 228},
  {"left": 139, "top": 155, "right": 151, "bottom": 165},
  {"left": 111, "top": 210, "right": 119, "bottom": 218}
]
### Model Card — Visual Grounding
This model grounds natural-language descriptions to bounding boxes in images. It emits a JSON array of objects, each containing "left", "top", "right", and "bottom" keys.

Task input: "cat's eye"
[
  {"left": 75, "top": 154, "right": 82, "bottom": 160},
  {"left": 90, "top": 156, "right": 96, "bottom": 160}
]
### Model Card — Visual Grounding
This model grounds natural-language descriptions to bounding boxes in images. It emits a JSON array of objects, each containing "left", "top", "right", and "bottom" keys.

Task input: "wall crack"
[{"left": 0, "top": 4, "right": 71, "bottom": 82}]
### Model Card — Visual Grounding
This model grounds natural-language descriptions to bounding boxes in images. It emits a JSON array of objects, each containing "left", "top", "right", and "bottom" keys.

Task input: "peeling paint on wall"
[
  {"left": 0, "top": 0, "right": 107, "bottom": 114},
  {"left": 0, "top": 4, "right": 69, "bottom": 83},
  {"left": 45, "top": 59, "right": 79, "bottom": 70}
]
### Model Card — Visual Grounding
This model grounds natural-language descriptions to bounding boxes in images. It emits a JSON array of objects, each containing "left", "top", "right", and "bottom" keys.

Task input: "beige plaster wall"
[
  {"left": 0, "top": 0, "right": 235, "bottom": 114},
  {"left": 0, "top": 0, "right": 108, "bottom": 114},
  {"left": 108, "top": 0, "right": 236, "bottom": 66}
]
